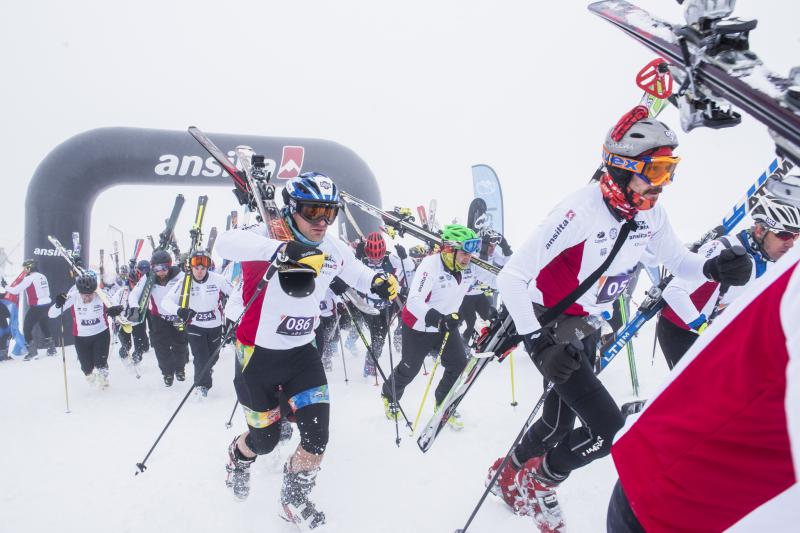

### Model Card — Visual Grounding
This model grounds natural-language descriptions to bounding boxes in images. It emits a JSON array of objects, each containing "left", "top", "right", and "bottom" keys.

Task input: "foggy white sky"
[{"left": 1, "top": 0, "right": 797, "bottom": 270}]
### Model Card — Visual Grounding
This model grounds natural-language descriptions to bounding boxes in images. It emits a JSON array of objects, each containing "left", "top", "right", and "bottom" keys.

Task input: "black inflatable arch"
[{"left": 24, "top": 127, "right": 381, "bottom": 343}]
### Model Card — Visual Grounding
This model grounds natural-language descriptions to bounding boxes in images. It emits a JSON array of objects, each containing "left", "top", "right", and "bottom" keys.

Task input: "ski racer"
[
  {"left": 382, "top": 224, "right": 495, "bottom": 429},
  {"left": 2, "top": 259, "right": 56, "bottom": 359},
  {"left": 215, "top": 172, "right": 398, "bottom": 529},
  {"left": 161, "top": 250, "right": 233, "bottom": 397},
  {"left": 128, "top": 250, "right": 188, "bottom": 386},
  {"left": 489, "top": 109, "right": 753, "bottom": 532},
  {"left": 657, "top": 194, "right": 799, "bottom": 368},
  {"left": 1, "top": 269, "right": 30, "bottom": 358},
  {"left": 459, "top": 227, "right": 511, "bottom": 343},
  {"left": 48, "top": 273, "right": 124, "bottom": 388}
]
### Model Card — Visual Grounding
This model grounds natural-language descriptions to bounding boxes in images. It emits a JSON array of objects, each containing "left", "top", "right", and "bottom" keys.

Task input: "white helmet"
[{"left": 751, "top": 195, "right": 800, "bottom": 233}]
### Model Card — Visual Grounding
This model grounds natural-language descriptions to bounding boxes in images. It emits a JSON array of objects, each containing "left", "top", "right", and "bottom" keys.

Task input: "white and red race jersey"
[
  {"left": 612, "top": 245, "right": 800, "bottom": 532},
  {"left": 48, "top": 287, "right": 108, "bottom": 337},
  {"left": 5, "top": 272, "right": 51, "bottom": 306},
  {"left": 402, "top": 253, "right": 495, "bottom": 333},
  {"left": 215, "top": 224, "right": 376, "bottom": 350},
  {"left": 466, "top": 246, "right": 510, "bottom": 296},
  {"left": 127, "top": 268, "right": 183, "bottom": 321},
  {"left": 498, "top": 185, "right": 707, "bottom": 335},
  {"left": 160, "top": 271, "right": 233, "bottom": 328},
  {"left": 662, "top": 232, "right": 766, "bottom": 330}
]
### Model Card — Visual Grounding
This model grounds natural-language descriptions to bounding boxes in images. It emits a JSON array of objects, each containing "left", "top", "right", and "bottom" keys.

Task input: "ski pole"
[
  {"left": 59, "top": 313, "right": 71, "bottom": 414},
  {"left": 386, "top": 310, "right": 402, "bottom": 446},
  {"left": 135, "top": 263, "right": 276, "bottom": 475},
  {"left": 340, "top": 297, "right": 413, "bottom": 429},
  {"left": 455, "top": 382, "right": 554, "bottom": 533},
  {"left": 412, "top": 331, "right": 448, "bottom": 433},
  {"left": 618, "top": 294, "right": 640, "bottom": 397},
  {"left": 334, "top": 305, "right": 348, "bottom": 384},
  {"left": 508, "top": 350, "right": 518, "bottom": 407},
  {"left": 225, "top": 400, "right": 239, "bottom": 429}
]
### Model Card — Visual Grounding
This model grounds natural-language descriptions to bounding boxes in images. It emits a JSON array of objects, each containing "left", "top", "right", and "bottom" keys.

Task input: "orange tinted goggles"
[
  {"left": 297, "top": 203, "right": 339, "bottom": 224},
  {"left": 603, "top": 147, "right": 680, "bottom": 187},
  {"left": 190, "top": 255, "right": 211, "bottom": 268}
]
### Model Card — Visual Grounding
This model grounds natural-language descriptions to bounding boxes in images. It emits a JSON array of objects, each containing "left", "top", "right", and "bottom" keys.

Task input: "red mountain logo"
[{"left": 277, "top": 146, "right": 305, "bottom": 179}]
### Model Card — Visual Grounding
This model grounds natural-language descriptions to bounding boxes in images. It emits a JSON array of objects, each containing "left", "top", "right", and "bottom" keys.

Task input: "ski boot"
[
  {"left": 280, "top": 463, "right": 326, "bottom": 529},
  {"left": 96, "top": 367, "right": 110, "bottom": 389},
  {"left": 44, "top": 337, "right": 57, "bottom": 356},
  {"left": 515, "top": 456, "right": 566, "bottom": 533},
  {"left": 131, "top": 350, "right": 143, "bottom": 365},
  {"left": 225, "top": 437, "right": 255, "bottom": 501},
  {"left": 0, "top": 348, "right": 10, "bottom": 362},
  {"left": 175, "top": 368, "right": 186, "bottom": 382},
  {"left": 363, "top": 357, "right": 377, "bottom": 379},
  {"left": 85, "top": 372, "right": 97, "bottom": 385},
  {"left": 194, "top": 386, "right": 209, "bottom": 398},
  {"left": 163, "top": 373, "right": 174, "bottom": 387},
  {"left": 382, "top": 395, "right": 399, "bottom": 421},
  {"left": 23, "top": 344, "right": 39, "bottom": 361},
  {"left": 279, "top": 418, "right": 294, "bottom": 443},
  {"left": 487, "top": 457, "right": 531, "bottom": 516},
  {"left": 119, "top": 345, "right": 131, "bottom": 364},
  {"left": 435, "top": 402, "right": 464, "bottom": 431}
]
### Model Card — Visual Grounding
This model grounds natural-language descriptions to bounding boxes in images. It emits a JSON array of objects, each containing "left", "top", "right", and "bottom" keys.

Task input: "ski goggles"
[
  {"left": 603, "top": 147, "right": 680, "bottom": 187},
  {"left": 152, "top": 263, "right": 170, "bottom": 273},
  {"left": 295, "top": 202, "right": 340, "bottom": 225},
  {"left": 445, "top": 238, "right": 481, "bottom": 254},
  {"left": 190, "top": 255, "right": 212, "bottom": 268}
]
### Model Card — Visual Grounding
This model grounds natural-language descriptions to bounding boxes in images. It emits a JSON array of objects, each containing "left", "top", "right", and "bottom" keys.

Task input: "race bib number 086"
[{"left": 277, "top": 316, "right": 314, "bottom": 336}]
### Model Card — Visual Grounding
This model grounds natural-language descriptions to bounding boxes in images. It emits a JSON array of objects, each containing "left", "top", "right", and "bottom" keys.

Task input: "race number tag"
[
  {"left": 194, "top": 311, "right": 215, "bottom": 322},
  {"left": 81, "top": 318, "right": 101, "bottom": 326},
  {"left": 277, "top": 316, "right": 315, "bottom": 336},
  {"left": 596, "top": 273, "right": 632, "bottom": 304}
]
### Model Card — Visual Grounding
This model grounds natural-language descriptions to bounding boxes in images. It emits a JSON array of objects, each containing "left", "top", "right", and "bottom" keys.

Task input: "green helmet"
[{"left": 441, "top": 224, "right": 480, "bottom": 253}]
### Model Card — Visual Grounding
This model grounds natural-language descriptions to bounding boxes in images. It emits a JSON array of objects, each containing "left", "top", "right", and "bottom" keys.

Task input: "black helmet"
[
  {"left": 22, "top": 259, "right": 38, "bottom": 272},
  {"left": 76, "top": 273, "right": 98, "bottom": 294},
  {"left": 151, "top": 249, "right": 172, "bottom": 267},
  {"left": 189, "top": 250, "right": 212, "bottom": 268},
  {"left": 135, "top": 259, "right": 150, "bottom": 276}
]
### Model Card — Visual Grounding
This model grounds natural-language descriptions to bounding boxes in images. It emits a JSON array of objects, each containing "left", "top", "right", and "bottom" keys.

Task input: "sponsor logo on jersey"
[
  {"left": 277, "top": 146, "right": 304, "bottom": 180},
  {"left": 154, "top": 153, "right": 276, "bottom": 178},
  {"left": 610, "top": 228, "right": 618, "bottom": 239},
  {"left": 545, "top": 213, "right": 574, "bottom": 250},
  {"left": 417, "top": 272, "right": 428, "bottom": 292}
]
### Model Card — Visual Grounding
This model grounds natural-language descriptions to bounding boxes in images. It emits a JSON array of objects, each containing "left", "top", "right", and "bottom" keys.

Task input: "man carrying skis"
[
  {"left": 49, "top": 273, "right": 124, "bottom": 388},
  {"left": 658, "top": 194, "right": 799, "bottom": 368},
  {"left": 216, "top": 172, "right": 398, "bottom": 529},
  {"left": 3, "top": 259, "right": 56, "bottom": 359},
  {"left": 489, "top": 109, "right": 753, "bottom": 532},
  {"left": 161, "top": 250, "right": 233, "bottom": 397},
  {"left": 382, "top": 224, "right": 494, "bottom": 429},
  {"left": 128, "top": 250, "right": 188, "bottom": 386}
]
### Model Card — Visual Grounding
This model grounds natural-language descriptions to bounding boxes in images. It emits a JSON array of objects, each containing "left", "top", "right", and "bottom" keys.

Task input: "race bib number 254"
[{"left": 277, "top": 316, "right": 314, "bottom": 336}]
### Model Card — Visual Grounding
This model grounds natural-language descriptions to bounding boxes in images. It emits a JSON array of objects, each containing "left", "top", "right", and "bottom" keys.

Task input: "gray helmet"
[
  {"left": 604, "top": 119, "right": 679, "bottom": 158},
  {"left": 751, "top": 195, "right": 800, "bottom": 233},
  {"left": 151, "top": 249, "right": 172, "bottom": 267},
  {"left": 76, "top": 273, "right": 98, "bottom": 294}
]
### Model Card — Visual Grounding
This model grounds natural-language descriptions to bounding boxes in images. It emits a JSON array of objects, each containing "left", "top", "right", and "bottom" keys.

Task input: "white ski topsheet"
[{"left": 0, "top": 318, "right": 668, "bottom": 532}]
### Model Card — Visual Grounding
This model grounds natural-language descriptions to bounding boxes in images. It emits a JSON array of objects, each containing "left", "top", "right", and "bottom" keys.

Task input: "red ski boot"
[
  {"left": 515, "top": 456, "right": 566, "bottom": 533},
  {"left": 486, "top": 457, "right": 532, "bottom": 516}
]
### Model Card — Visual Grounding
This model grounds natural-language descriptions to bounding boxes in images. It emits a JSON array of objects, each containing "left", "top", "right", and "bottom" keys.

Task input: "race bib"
[
  {"left": 81, "top": 318, "right": 101, "bottom": 327},
  {"left": 277, "top": 316, "right": 315, "bottom": 336},
  {"left": 596, "top": 273, "right": 632, "bottom": 304},
  {"left": 194, "top": 311, "right": 215, "bottom": 322}
]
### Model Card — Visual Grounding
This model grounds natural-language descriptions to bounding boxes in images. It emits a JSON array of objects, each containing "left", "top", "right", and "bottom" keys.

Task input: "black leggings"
[
  {"left": 149, "top": 314, "right": 189, "bottom": 376},
  {"left": 363, "top": 307, "right": 391, "bottom": 360},
  {"left": 459, "top": 293, "right": 492, "bottom": 343},
  {"left": 23, "top": 305, "right": 51, "bottom": 344},
  {"left": 382, "top": 324, "right": 467, "bottom": 406},
  {"left": 514, "top": 329, "right": 624, "bottom": 476},
  {"left": 74, "top": 329, "right": 110, "bottom": 375},
  {"left": 234, "top": 342, "right": 330, "bottom": 456},
  {"left": 314, "top": 314, "right": 339, "bottom": 363},
  {"left": 187, "top": 324, "right": 222, "bottom": 388},
  {"left": 606, "top": 479, "right": 646, "bottom": 533},
  {"left": 656, "top": 315, "right": 698, "bottom": 369}
]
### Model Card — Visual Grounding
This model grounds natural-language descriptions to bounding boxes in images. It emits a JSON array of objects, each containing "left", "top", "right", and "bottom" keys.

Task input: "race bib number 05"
[
  {"left": 277, "top": 316, "right": 314, "bottom": 336},
  {"left": 596, "top": 273, "right": 632, "bottom": 304}
]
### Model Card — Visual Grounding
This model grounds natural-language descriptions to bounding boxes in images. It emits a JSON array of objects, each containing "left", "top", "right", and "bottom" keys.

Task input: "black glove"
[
  {"left": 499, "top": 236, "right": 512, "bottom": 256},
  {"left": 330, "top": 276, "right": 349, "bottom": 296},
  {"left": 532, "top": 340, "right": 582, "bottom": 384},
  {"left": 55, "top": 292, "right": 68, "bottom": 308},
  {"left": 280, "top": 241, "right": 324, "bottom": 276},
  {"left": 177, "top": 307, "right": 196, "bottom": 322},
  {"left": 107, "top": 305, "right": 124, "bottom": 318},
  {"left": 370, "top": 273, "right": 399, "bottom": 301},
  {"left": 424, "top": 308, "right": 444, "bottom": 329},
  {"left": 0, "top": 278, "right": 6, "bottom": 288},
  {"left": 440, "top": 312, "right": 460, "bottom": 333},
  {"left": 395, "top": 244, "right": 408, "bottom": 260},
  {"left": 73, "top": 255, "right": 84, "bottom": 268},
  {"left": 703, "top": 245, "right": 752, "bottom": 286}
]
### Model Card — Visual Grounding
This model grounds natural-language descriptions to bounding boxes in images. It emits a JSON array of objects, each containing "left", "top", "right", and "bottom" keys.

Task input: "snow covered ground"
[{"left": 0, "top": 319, "right": 668, "bottom": 533}]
